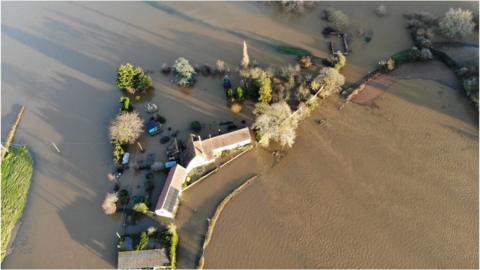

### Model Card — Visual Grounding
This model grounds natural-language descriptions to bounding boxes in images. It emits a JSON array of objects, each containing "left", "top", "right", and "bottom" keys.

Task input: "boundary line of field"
[{"left": 196, "top": 174, "right": 258, "bottom": 269}]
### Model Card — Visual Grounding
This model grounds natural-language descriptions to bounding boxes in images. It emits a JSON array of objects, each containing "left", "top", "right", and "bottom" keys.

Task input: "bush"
[
  {"left": 190, "top": 121, "right": 202, "bottom": 133},
  {"left": 168, "top": 224, "right": 178, "bottom": 269},
  {"left": 332, "top": 52, "right": 347, "bottom": 70},
  {"left": 226, "top": 86, "right": 245, "bottom": 104},
  {"left": 439, "top": 8, "right": 475, "bottom": 38},
  {"left": 325, "top": 8, "right": 349, "bottom": 31},
  {"left": 109, "top": 112, "right": 144, "bottom": 144},
  {"left": 102, "top": 192, "right": 118, "bottom": 215},
  {"left": 296, "top": 83, "right": 312, "bottom": 102},
  {"left": 298, "top": 56, "right": 312, "bottom": 68},
  {"left": 173, "top": 57, "right": 197, "bottom": 87},
  {"left": 116, "top": 63, "right": 152, "bottom": 94},
  {"left": 119, "top": 96, "right": 132, "bottom": 112},
  {"left": 136, "top": 232, "right": 149, "bottom": 251},
  {"left": 311, "top": 67, "right": 346, "bottom": 98},
  {"left": 252, "top": 102, "right": 300, "bottom": 148},
  {"left": 133, "top": 202, "right": 149, "bottom": 214},
  {"left": 230, "top": 103, "right": 243, "bottom": 113},
  {"left": 257, "top": 76, "right": 272, "bottom": 103},
  {"left": 112, "top": 140, "right": 125, "bottom": 163}
]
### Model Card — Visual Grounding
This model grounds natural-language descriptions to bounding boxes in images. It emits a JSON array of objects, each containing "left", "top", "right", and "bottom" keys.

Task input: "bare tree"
[
  {"left": 102, "top": 192, "right": 119, "bottom": 215},
  {"left": 252, "top": 102, "right": 300, "bottom": 148},
  {"left": 109, "top": 112, "right": 144, "bottom": 144},
  {"left": 439, "top": 8, "right": 475, "bottom": 38}
]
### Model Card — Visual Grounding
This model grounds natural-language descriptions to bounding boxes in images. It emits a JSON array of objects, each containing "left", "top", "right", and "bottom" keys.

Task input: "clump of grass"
[{"left": 1, "top": 146, "right": 33, "bottom": 261}]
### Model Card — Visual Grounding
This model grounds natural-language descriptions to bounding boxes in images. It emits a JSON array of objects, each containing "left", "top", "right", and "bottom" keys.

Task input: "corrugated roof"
[
  {"left": 117, "top": 249, "right": 169, "bottom": 269},
  {"left": 155, "top": 165, "right": 187, "bottom": 213}
]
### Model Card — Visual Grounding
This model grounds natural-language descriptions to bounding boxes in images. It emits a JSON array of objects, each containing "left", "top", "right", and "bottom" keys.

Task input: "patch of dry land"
[{"left": 204, "top": 67, "right": 478, "bottom": 268}]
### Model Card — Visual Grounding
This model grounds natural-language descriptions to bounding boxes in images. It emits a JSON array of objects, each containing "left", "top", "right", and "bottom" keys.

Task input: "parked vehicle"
[
  {"left": 122, "top": 152, "right": 130, "bottom": 165},
  {"left": 145, "top": 103, "right": 159, "bottom": 113},
  {"left": 147, "top": 119, "right": 162, "bottom": 136}
]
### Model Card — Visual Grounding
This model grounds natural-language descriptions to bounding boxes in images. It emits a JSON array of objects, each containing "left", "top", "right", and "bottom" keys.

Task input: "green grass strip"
[{"left": 1, "top": 146, "right": 33, "bottom": 261}]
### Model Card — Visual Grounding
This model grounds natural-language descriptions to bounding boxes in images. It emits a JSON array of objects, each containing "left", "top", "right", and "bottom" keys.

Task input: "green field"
[{"left": 1, "top": 146, "right": 33, "bottom": 261}]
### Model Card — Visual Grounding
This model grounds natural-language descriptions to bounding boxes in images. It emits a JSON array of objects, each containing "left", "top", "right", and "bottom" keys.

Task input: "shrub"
[
  {"left": 298, "top": 56, "right": 312, "bottom": 68},
  {"left": 257, "top": 76, "right": 272, "bottom": 103},
  {"left": 378, "top": 58, "right": 396, "bottom": 71},
  {"left": 136, "top": 232, "right": 149, "bottom": 251},
  {"left": 311, "top": 67, "right": 346, "bottom": 98},
  {"left": 332, "top": 52, "right": 347, "bottom": 70},
  {"left": 109, "top": 112, "right": 144, "bottom": 144},
  {"left": 230, "top": 103, "right": 243, "bottom": 113},
  {"left": 116, "top": 63, "right": 152, "bottom": 94},
  {"left": 102, "top": 192, "right": 118, "bottom": 215},
  {"left": 296, "top": 83, "right": 312, "bottom": 102},
  {"left": 119, "top": 96, "right": 132, "bottom": 112},
  {"left": 133, "top": 202, "right": 149, "bottom": 214},
  {"left": 252, "top": 102, "right": 300, "bottom": 148},
  {"left": 439, "top": 8, "right": 475, "bottom": 38},
  {"left": 235, "top": 86, "right": 245, "bottom": 101},
  {"left": 137, "top": 74, "right": 153, "bottom": 91},
  {"left": 375, "top": 4, "right": 387, "bottom": 17},
  {"left": 190, "top": 121, "right": 202, "bottom": 133},
  {"left": 112, "top": 140, "right": 125, "bottom": 163},
  {"left": 325, "top": 8, "right": 349, "bottom": 31},
  {"left": 241, "top": 41, "right": 250, "bottom": 69},
  {"left": 168, "top": 224, "right": 179, "bottom": 269},
  {"left": 173, "top": 57, "right": 197, "bottom": 87}
]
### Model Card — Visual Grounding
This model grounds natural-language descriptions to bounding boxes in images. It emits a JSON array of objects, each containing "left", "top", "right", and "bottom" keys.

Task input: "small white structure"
[{"left": 155, "top": 127, "right": 252, "bottom": 218}]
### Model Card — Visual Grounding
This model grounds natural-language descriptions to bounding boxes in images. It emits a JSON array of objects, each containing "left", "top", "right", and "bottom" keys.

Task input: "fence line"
[{"left": 197, "top": 175, "right": 258, "bottom": 269}]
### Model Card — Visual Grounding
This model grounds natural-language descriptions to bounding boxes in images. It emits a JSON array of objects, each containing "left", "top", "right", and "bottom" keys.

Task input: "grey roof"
[{"left": 118, "top": 249, "right": 169, "bottom": 269}]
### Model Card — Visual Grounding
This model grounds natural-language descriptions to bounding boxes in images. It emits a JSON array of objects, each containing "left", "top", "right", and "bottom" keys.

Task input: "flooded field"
[
  {"left": 1, "top": 1, "right": 478, "bottom": 268},
  {"left": 204, "top": 72, "right": 478, "bottom": 268}
]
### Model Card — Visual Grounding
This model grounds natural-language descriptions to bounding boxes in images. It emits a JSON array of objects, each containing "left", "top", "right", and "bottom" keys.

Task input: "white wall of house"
[{"left": 185, "top": 155, "right": 213, "bottom": 172}]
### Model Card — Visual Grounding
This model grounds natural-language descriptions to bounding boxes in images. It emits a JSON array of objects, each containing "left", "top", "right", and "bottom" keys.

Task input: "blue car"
[{"left": 147, "top": 119, "right": 161, "bottom": 136}]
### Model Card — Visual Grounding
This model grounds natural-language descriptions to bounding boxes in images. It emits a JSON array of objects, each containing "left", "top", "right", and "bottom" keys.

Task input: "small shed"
[{"left": 117, "top": 248, "right": 169, "bottom": 269}]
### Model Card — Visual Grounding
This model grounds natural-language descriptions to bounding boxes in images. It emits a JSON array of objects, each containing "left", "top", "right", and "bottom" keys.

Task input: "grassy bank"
[{"left": 1, "top": 146, "right": 33, "bottom": 261}]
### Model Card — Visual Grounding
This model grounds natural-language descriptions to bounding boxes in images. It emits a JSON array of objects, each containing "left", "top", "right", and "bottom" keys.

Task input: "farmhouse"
[{"left": 155, "top": 127, "right": 252, "bottom": 218}]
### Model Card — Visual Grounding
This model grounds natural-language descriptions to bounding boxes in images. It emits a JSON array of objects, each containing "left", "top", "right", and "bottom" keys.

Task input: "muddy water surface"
[
  {"left": 204, "top": 71, "right": 478, "bottom": 268},
  {"left": 2, "top": 1, "right": 478, "bottom": 268}
]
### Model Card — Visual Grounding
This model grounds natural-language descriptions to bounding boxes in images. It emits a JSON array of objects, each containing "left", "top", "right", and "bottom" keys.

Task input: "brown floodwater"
[
  {"left": 1, "top": 1, "right": 478, "bottom": 268},
  {"left": 204, "top": 73, "right": 479, "bottom": 268}
]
